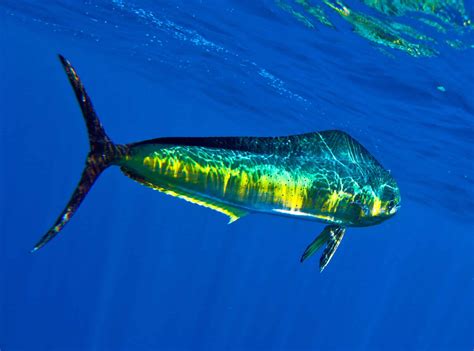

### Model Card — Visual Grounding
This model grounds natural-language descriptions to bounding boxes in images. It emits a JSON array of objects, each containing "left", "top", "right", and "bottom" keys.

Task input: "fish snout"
[{"left": 386, "top": 200, "right": 400, "bottom": 215}]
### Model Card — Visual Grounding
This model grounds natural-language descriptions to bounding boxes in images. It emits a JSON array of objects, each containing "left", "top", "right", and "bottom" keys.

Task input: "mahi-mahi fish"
[{"left": 32, "top": 55, "right": 401, "bottom": 272}]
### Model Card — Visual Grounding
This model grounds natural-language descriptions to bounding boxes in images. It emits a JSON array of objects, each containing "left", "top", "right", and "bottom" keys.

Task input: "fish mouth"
[{"left": 388, "top": 204, "right": 401, "bottom": 215}]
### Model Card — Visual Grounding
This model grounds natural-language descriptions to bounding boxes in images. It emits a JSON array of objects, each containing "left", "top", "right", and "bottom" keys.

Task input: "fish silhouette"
[{"left": 32, "top": 55, "right": 401, "bottom": 272}]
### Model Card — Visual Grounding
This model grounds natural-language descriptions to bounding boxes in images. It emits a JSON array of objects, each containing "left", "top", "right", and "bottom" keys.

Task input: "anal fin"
[
  {"left": 300, "top": 225, "right": 346, "bottom": 272},
  {"left": 122, "top": 168, "right": 248, "bottom": 223}
]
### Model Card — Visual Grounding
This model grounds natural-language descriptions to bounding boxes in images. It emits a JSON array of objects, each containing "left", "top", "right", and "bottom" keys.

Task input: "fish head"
[
  {"left": 349, "top": 172, "right": 401, "bottom": 226},
  {"left": 376, "top": 180, "right": 401, "bottom": 218}
]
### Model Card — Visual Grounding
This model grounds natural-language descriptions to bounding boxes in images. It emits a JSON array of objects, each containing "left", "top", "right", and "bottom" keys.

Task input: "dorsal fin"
[
  {"left": 129, "top": 131, "right": 381, "bottom": 168},
  {"left": 315, "top": 130, "right": 381, "bottom": 167}
]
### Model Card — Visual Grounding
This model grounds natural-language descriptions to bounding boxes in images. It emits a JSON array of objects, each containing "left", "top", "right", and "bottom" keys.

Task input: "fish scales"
[{"left": 120, "top": 132, "right": 390, "bottom": 225}]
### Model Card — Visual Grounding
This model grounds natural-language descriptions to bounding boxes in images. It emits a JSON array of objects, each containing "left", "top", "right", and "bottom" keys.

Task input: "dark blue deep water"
[{"left": 1, "top": 1, "right": 473, "bottom": 350}]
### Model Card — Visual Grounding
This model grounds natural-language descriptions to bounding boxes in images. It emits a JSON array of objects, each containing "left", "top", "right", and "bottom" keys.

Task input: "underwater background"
[{"left": 1, "top": 1, "right": 473, "bottom": 350}]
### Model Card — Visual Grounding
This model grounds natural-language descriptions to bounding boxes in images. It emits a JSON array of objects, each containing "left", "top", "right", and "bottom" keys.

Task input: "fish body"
[
  {"left": 32, "top": 56, "right": 401, "bottom": 272},
  {"left": 122, "top": 133, "right": 399, "bottom": 227}
]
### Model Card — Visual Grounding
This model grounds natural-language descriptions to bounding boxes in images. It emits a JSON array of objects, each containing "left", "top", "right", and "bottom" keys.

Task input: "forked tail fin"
[{"left": 31, "top": 55, "right": 128, "bottom": 252}]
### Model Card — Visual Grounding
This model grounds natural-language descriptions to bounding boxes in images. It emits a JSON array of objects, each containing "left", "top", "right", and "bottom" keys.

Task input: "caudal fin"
[{"left": 31, "top": 55, "right": 127, "bottom": 252}]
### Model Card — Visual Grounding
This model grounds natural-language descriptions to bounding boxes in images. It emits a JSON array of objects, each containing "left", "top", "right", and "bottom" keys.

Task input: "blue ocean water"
[{"left": 1, "top": 1, "right": 473, "bottom": 350}]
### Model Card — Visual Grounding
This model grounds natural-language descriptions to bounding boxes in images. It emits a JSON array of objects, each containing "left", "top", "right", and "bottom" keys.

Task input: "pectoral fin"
[
  {"left": 300, "top": 225, "right": 346, "bottom": 272},
  {"left": 300, "top": 227, "right": 331, "bottom": 262},
  {"left": 319, "top": 226, "right": 345, "bottom": 272}
]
